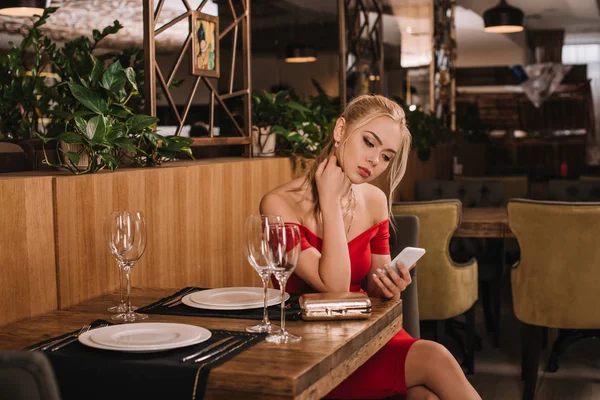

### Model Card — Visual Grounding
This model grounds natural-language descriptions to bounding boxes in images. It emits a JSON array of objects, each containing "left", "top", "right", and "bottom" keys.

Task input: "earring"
[{"left": 334, "top": 141, "right": 340, "bottom": 148}]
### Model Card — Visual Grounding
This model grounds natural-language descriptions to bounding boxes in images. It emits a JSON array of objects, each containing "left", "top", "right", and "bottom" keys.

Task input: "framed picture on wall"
[{"left": 191, "top": 11, "right": 219, "bottom": 77}]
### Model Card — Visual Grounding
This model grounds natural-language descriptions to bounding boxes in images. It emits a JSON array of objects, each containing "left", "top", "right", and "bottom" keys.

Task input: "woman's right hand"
[{"left": 315, "top": 155, "right": 350, "bottom": 206}]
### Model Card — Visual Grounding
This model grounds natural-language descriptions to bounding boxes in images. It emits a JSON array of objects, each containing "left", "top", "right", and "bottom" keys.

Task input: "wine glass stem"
[
  {"left": 279, "top": 278, "right": 287, "bottom": 334},
  {"left": 124, "top": 266, "right": 132, "bottom": 314},
  {"left": 261, "top": 276, "right": 270, "bottom": 325},
  {"left": 118, "top": 263, "right": 125, "bottom": 305}
]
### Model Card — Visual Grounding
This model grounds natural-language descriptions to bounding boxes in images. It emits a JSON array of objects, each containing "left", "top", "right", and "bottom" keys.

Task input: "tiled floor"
[{"left": 435, "top": 278, "right": 600, "bottom": 400}]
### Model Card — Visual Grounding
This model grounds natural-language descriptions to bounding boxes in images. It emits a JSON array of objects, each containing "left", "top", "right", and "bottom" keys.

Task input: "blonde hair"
[{"left": 302, "top": 94, "right": 412, "bottom": 227}]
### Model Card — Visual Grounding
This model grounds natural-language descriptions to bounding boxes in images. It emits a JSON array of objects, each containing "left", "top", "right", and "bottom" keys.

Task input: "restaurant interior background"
[{"left": 1, "top": 0, "right": 599, "bottom": 198}]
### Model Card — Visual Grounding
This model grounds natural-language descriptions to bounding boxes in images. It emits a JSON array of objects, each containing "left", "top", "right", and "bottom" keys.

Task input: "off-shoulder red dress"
[{"left": 279, "top": 219, "right": 419, "bottom": 399}]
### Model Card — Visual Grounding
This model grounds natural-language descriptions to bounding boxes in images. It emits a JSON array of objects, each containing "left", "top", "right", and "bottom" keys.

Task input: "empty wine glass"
[
  {"left": 244, "top": 214, "right": 283, "bottom": 333},
  {"left": 106, "top": 211, "right": 148, "bottom": 323},
  {"left": 265, "top": 223, "right": 302, "bottom": 343},
  {"left": 104, "top": 212, "right": 136, "bottom": 313}
]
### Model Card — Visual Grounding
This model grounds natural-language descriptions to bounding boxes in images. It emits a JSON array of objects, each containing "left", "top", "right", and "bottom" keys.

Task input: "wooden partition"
[
  {"left": 53, "top": 158, "right": 293, "bottom": 308},
  {"left": 0, "top": 147, "right": 484, "bottom": 322},
  {"left": 0, "top": 177, "right": 57, "bottom": 326}
]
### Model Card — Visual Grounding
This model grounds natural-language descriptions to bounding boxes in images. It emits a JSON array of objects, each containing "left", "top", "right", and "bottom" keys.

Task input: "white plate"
[
  {"left": 182, "top": 291, "right": 290, "bottom": 310},
  {"left": 78, "top": 323, "right": 211, "bottom": 352},
  {"left": 189, "top": 287, "right": 284, "bottom": 307}
]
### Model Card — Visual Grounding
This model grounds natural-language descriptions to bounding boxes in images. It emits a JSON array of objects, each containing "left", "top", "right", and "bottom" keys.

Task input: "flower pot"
[
  {"left": 290, "top": 155, "right": 315, "bottom": 178},
  {"left": 252, "top": 125, "right": 276, "bottom": 157},
  {"left": 59, "top": 142, "right": 103, "bottom": 172}
]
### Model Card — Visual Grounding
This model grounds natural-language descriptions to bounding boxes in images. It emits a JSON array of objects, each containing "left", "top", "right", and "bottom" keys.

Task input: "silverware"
[
  {"left": 50, "top": 323, "right": 109, "bottom": 352},
  {"left": 193, "top": 338, "right": 242, "bottom": 364},
  {"left": 39, "top": 324, "right": 91, "bottom": 351},
  {"left": 181, "top": 336, "right": 234, "bottom": 362},
  {"left": 163, "top": 288, "right": 197, "bottom": 307}
]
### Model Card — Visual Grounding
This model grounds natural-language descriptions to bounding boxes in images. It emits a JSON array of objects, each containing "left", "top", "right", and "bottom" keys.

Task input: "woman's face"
[{"left": 336, "top": 116, "right": 403, "bottom": 184}]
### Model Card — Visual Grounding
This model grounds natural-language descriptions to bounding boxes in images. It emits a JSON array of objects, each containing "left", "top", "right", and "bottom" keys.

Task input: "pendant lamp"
[
  {"left": 284, "top": 44, "right": 317, "bottom": 64},
  {"left": 0, "top": 0, "right": 49, "bottom": 17},
  {"left": 483, "top": 0, "right": 524, "bottom": 33}
]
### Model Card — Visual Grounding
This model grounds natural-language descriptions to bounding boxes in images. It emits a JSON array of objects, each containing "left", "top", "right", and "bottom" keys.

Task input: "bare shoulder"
[
  {"left": 357, "top": 184, "right": 389, "bottom": 223},
  {"left": 259, "top": 178, "right": 307, "bottom": 223}
]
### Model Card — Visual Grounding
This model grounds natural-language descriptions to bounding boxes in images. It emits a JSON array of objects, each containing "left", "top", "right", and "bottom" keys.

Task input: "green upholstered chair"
[
  {"left": 392, "top": 200, "right": 478, "bottom": 374},
  {"left": 415, "top": 179, "right": 505, "bottom": 347},
  {"left": 508, "top": 199, "right": 600, "bottom": 400}
]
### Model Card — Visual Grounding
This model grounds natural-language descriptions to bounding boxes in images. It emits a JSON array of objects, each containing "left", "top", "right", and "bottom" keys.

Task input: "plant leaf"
[
  {"left": 126, "top": 115, "right": 158, "bottom": 133},
  {"left": 124, "top": 67, "right": 137, "bottom": 92},
  {"left": 113, "top": 136, "right": 137, "bottom": 152},
  {"left": 109, "top": 104, "right": 132, "bottom": 118},
  {"left": 68, "top": 82, "right": 109, "bottom": 114},
  {"left": 100, "top": 60, "right": 126, "bottom": 94},
  {"left": 57, "top": 132, "right": 85, "bottom": 144},
  {"left": 74, "top": 116, "right": 88, "bottom": 136},
  {"left": 85, "top": 115, "right": 107, "bottom": 141},
  {"left": 65, "top": 151, "right": 80, "bottom": 166},
  {"left": 99, "top": 153, "right": 119, "bottom": 171}
]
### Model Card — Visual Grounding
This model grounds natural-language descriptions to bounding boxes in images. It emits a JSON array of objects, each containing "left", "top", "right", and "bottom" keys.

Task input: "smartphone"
[{"left": 389, "top": 247, "right": 426, "bottom": 274}]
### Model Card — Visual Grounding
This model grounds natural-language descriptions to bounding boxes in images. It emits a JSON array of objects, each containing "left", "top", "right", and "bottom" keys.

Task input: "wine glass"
[
  {"left": 104, "top": 212, "right": 137, "bottom": 313},
  {"left": 106, "top": 211, "right": 148, "bottom": 323},
  {"left": 265, "top": 223, "right": 302, "bottom": 343},
  {"left": 244, "top": 214, "right": 283, "bottom": 333}
]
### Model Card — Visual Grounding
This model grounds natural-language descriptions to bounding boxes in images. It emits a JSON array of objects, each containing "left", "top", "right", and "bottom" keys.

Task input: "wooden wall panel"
[
  {"left": 0, "top": 177, "right": 57, "bottom": 326},
  {"left": 53, "top": 158, "right": 293, "bottom": 308}
]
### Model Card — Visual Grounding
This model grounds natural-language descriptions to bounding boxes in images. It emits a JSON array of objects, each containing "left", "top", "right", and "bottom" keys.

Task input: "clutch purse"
[{"left": 299, "top": 292, "right": 372, "bottom": 321}]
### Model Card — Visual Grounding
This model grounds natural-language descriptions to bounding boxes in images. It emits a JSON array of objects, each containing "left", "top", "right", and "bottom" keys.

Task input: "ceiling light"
[
  {"left": 0, "top": 0, "right": 49, "bottom": 17},
  {"left": 483, "top": 0, "right": 524, "bottom": 33},
  {"left": 284, "top": 44, "right": 317, "bottom": 64}
]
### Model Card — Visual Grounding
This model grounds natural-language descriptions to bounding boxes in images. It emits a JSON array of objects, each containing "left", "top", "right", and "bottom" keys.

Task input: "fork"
[
  {"left": 39, "top": 324, "right": 91, "bottom": 351},
  {"left": 51, "top": 323, "right": 108, "bottom": 351}
]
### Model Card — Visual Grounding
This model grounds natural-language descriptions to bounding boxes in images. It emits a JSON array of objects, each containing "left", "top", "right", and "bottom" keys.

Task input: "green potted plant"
[
  {"left": 0, "top": 7, "right": 56, "bottom": 141},
  {"left": 1, "top": 7, "right": 193, "bottom": 174}
]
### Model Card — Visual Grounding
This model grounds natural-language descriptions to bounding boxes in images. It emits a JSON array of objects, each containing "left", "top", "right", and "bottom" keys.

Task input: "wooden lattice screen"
[
  {"left": 338, "top": 0, "right": 384, "bottom": 108},
  {"left": 143, "top": 0, "right": 252, "bottom": 151}
]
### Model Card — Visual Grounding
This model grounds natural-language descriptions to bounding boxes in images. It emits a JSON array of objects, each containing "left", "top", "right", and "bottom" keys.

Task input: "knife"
[
  {"left": 181, "top": 336, "right": 234, "bottom": 362},
  {"left": 193, "top": 338, "right": 243, "bottom": 364}
]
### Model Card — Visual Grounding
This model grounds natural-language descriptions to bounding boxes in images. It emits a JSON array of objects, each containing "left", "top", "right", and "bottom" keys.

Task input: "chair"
[
  {"left": 392, "top": 200, "right": 478, "bottom": 374},
  {"left": 389, "top": 215, "right": 420, "bottom": 338},
  {"left": 0, "top": 350, "right": 62, "bottom": 400},
  {"left": 547, "top": 179, "right": 600, "bottom": 201},
  {"left": 455, "top": 175, "right": 529, "bottom": 205},
  {"left": 0, "top": 142, "right": 32, "bottom": 173},
  {"left": 508, "top": 199, "right": 600, "bottom": 400},
  {"left": 416, "top": 180, "right": 505, "bottom": 346}
]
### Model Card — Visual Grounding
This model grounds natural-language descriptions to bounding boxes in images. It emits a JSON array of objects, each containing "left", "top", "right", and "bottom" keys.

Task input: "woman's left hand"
[{"left": 372, "top": 263, "right": 412, "bottom": 300}]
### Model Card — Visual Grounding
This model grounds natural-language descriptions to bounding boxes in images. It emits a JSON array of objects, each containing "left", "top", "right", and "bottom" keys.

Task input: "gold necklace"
[{"left": 341, "top": 187, "right": 356, "bottom": 236}]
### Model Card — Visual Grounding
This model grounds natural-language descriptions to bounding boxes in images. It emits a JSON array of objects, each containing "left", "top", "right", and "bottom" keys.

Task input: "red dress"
[{"left": 280, "top": 219, "right": 419, "bottom": 399}]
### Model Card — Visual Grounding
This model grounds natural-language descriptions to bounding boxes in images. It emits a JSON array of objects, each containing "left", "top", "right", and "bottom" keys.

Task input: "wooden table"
[
  {"left": 454, "top": 207, "right": 512, "bottom": 239},
  {"left": 0, "top": 288, "right": 403, "bottom": 400}
]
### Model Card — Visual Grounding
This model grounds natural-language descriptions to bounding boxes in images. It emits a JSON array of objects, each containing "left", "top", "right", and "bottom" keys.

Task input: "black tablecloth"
[
  {"left": 137, "top": 287, "right": 302, "bottom": 321},
  {"left": 27, "top": 320, "right": 265, "bottom": 400}
]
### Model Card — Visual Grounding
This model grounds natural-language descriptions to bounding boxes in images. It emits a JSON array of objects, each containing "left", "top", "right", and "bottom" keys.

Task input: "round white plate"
[
  {"left": 182, "top": 292, "right": 290, "bottom": 310},
  {"left": 79, "top": 323, "right": 211, "bottom": 352},
  {"left": 189, "top": 287, "right": 285, "bottom": 307}
]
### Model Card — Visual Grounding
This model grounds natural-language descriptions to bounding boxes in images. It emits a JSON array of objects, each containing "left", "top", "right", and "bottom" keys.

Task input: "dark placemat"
[
  {"left": 137, "top": 287, "right": 303, "bottom": 321},
  {"left": 27, "top": 319, "right": 265, "bottom": 400}
]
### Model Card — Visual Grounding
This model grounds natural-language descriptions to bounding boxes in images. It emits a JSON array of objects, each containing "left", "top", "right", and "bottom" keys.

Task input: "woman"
[{"left": 260, "top": 95, "right": 481, "bottom": 400}]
